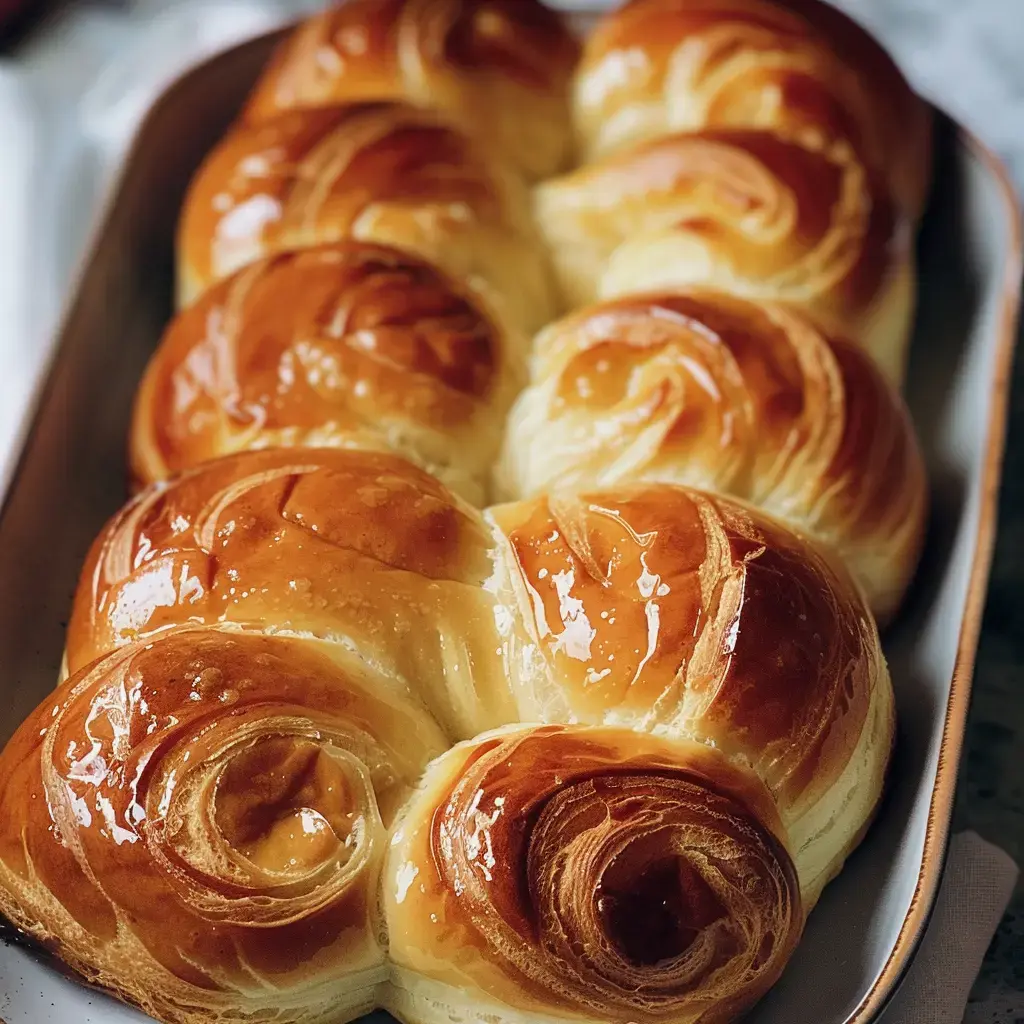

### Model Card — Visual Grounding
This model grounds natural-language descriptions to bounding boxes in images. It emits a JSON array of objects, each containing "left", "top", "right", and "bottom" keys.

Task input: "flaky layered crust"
[
  {"left": 535, "top": 129, "right": 914, "bottom": 384},
  {"left": 498, "top": 290, "right": 926, "bottom": 620},
  {"left": 132, "top": 242, "right": 523, "bottom": 503},
  {"left": 176, "top": 101, "right": 554, "bottom": 333},
  {"left": 243, "top": 0, "right": 580, "bottom": 181},
  {"left": 574, "top": 0, "right": 932, "bottom": 218}
]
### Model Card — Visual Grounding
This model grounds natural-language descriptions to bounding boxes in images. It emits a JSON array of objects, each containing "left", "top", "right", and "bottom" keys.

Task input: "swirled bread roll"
[
  {"left": 497, "top": 291, "right": 926, "bottom": 620},
  {"left": 574, "top": 0, "right": 932, "bottom": 218},
  {"left": 0, "top": 627, "right": 448, "bottom": 1024},
  {"left": 131, "top": 242, "right": 523, "bottom": 504},
  {"left": 385, "top": 725, "right": 802, "bottom": 1024},
  {"left": 486, "top": 485, "right": 893, "bottom": 901},
  {"left": 243, "top": 0, "right": 580, "bottom": 181},
  {"left": 66, "top": 447, "right": 514, "bottom": 739},
  {"left": 534, "top": 129, "right": 914, "bottom": 384},
  {"left": 177, "top": 101, "right": 554, "bottom": 333}
]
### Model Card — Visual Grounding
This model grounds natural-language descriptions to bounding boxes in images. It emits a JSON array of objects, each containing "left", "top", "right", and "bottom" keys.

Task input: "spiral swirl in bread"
[
  {"left": 177, "top": 101, "right": 554, "bottom": 333},
  {"left": 535, "top": 129, "right": 913, "bottom": 383},
  {"left": 0, "top": 627, "right": 447, "bottom": 1024},
  {"left": 573, "top": 0, "right": 932, "bottom": 218},
  {"left": 487, "top": 485, "right": 892, "bottom": 900},
  {"left": 132, "top": 241, "right": 523, "bottom": 504},
  {"left": 243, "top": 0, "right": 580, "bottom": 180},
  {"left": 386, "top": 725, "right": 801, "bottom": 1024},
  {"left": 498, "top": 290, "right": 926, "bottom": 619}
]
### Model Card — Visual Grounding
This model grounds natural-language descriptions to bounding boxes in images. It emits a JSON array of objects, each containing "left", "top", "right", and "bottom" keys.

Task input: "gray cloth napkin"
[{"left": 881, "top": 832, "right": 1018, "bottom": 1024}]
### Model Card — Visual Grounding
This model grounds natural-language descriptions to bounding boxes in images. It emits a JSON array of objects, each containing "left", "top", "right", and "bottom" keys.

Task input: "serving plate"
[{"left": 0, "top": 6, "right": 1020, "bottom": 1024}]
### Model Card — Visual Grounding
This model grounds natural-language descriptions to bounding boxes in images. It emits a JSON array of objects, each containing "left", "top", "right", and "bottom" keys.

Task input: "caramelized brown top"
[
  {"left": 540, "top": 127, "right": 904, "bottom": 310},
  {"left": 0, "top": 629, "right": 447, "bottom": 1018},
  {"left": 177, "top": 101, "right": 552, "bottom": 332},
  {"left": 132, "top": 242, "right": 514, "bottom": 500},
  {"left": 243, "top": 0, "right": 580, "bottom": 179},
  {"left": 386, "top": 725, "right": 802, "bottom": 1024},
  {"left": 535, "top": 127, "right": 913, "bottom": 382},
  {"left": 576, "top": 0, "right": 932, "bottom": 216},
  {"left": 489, "top": 485, "right": 884, "bottom": 821},
  {"left": 67, "top": 448, "right": 512, "bottom": 738},
  {"left": 499, "top": 290, "right": 926, "bottom": 619},
  {"left": 181, "top": 102, "right": 498, "bottom": 288},
  {"left": 3, "top": 452, "right": 892, "bottom": 1020}
]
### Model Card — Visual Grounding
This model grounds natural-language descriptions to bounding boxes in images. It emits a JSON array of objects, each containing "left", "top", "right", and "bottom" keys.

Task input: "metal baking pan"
[{"left": 0, "top": 8, "right": 1020, "bottom": 1024}]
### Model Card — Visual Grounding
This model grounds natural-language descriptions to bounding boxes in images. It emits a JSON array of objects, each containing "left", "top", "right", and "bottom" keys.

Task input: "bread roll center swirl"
[{"left": 213, "top": 736, "right": 368, "bottom": 877}]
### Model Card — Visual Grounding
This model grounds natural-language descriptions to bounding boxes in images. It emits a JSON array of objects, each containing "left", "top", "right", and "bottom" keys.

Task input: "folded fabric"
[{"left": 880, "top": 831, "right": 1019, "bottom": 1024}]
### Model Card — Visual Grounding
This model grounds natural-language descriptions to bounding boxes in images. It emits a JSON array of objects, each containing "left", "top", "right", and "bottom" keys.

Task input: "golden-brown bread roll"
[
  {"left": 385, "top": 725, "right": 802, "bottom": 1024},
  {"left": 534, "top": 128, "right": 914, "bottom": 384},
  {"left": 0, "top": 627, "right": 448, "bottom": 1024},
  {"left": 3, "top": 446, "right": 892, "bottom": 1023},
  {"left": 574, "top": 0, "right": 932, "bottom": 219},
  {"left": 177, "top": 101, "right": 555, "bottom": 333},
  {"left": 243, "top": 0, "right": 581, "bottom": 181},
  {"left": 131, "top": 241, "right": 523, "bottom": 504},
  {"left": 497, "top": 290, "right": 926, "bottom": 621},
  {"left": 485, "top": 485, "right": 893, "bottom": 903},
  {"left": 65, "top": 447, "right": 515, "bottom": 739}
]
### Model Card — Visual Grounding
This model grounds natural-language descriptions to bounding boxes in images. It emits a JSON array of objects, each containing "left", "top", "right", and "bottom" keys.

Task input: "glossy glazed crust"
[
  {"left": 535, "top": 129, "right": 914, "bottom": 385},
  {"left": 574, "top": 0, "right": 932, "bottom": 218},
  {"left": 243, "top": 0, "right": 580, "bottom": 181},
  {"left": 0, "top": 628, "right": 448, "bottom": 1024},
  {"left": 131, "top": 242, "right": 524, "bottom": 504},
  {"left": 385, "top": 725, "right": 802, "bottom": 1024},
  {"left": 497, "top": 291, "right": 927, "bottom": 620},
  {"left": 487, "top": 484, "right": 894, "bottom": 900},
  {"left": 176, "top": 101, "right": 554, "bottom": 333},
  {"left": 65, "top": 447, "right": 514, "bottom": 739}
]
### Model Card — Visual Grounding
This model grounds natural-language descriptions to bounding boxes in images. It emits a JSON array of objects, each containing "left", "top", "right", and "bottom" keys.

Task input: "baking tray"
[{"left": 0, "top": 8, "right": 1020, "bottom": 1024}]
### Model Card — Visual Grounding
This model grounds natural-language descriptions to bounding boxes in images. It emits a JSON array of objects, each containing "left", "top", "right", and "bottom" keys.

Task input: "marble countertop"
[{"left": 0, "top": 0, "right": 1022, "bottom": 1020}]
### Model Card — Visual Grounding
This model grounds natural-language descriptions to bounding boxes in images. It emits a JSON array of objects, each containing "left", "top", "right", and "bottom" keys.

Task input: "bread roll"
[
  {"left": 535, "top": 129, "right": 914, "bottom": 383},
  {"left": 386, "top": 725, "right": 802, "bottom": 1024},
  {"left": 486, "top": 485, "right": 893, "bottom": 902},
  {"left": 0, "top": 627, "right": 448, "bottom": 1024},
  {"left": 497, "top": 290, "right": 926, "bottom": 620},
  {"left": 177, "top": 101, "right": 554, "bottom": 333},
  {"left": 131, "top": 242, "right": 523, "bottom": 504},
  {"left": 574, "top": 0, "right": 932, "bottom": 218},
  {"left": 66, "top": 447, "right": 514, "bottom": 739},
  {"left": 243, "top": 0, "right": 580, "bottom": 181}
]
